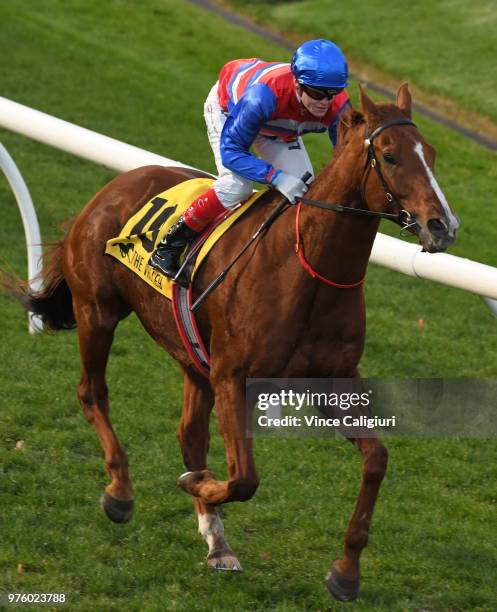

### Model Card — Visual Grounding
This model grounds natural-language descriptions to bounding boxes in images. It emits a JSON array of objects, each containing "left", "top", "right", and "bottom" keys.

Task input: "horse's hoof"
[
  {"left": 100, "top": 492, "right": 134, "bottom": 523},
  {"left": 177, "top": 471, "right": 193, "bottom": 490},
  {"left": 177, "top": 469, "right": 215, "bottom": 495},
  {"left": 325, "top": 567, "right": 359, "bottom": 602},
  {"left": 207, "top": 548, "right": 243, "bottom": 572}
]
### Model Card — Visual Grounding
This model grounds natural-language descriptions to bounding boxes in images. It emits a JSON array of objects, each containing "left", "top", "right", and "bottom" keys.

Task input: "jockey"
[{"left": 150, "top": 39, "right": 351, "bottom": 285}]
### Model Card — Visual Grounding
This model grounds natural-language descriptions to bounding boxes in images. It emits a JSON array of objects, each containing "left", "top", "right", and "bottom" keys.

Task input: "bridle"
[
  {"left": 299, "top": 117, "right": 418, "bottom": 227},
  {"left": 362, "top": 118, "right": 418, "bottom": 231},
  {"left": 190, "top": 118, "right": 422, "bottom": 311},
  {"left": 295, "top": 117, "right": 418, "bottom": 288}
]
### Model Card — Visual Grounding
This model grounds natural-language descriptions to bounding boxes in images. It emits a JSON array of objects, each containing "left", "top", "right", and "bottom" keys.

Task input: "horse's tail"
[{"left": 2, "top": 235, "right": 76, "bottom": 331}]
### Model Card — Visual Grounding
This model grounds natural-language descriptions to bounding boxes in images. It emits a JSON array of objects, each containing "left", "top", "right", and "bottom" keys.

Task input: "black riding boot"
[{"left": 149, "top": 216, "right": 199, "bottom": 287}]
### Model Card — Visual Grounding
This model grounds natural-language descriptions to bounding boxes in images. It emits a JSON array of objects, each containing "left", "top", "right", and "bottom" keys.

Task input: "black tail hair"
[{"left": 2, "top": 237, "right": 75, "bottom": 331}]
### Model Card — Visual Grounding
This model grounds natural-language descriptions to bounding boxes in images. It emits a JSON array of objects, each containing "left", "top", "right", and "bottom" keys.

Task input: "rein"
[
  {"left": 190, "top": 119, "right": 418, "bottom": 311},
  {"left": 295, "top": 117, "right": 417, "bottom": 289},
  {"left": 298, "top": 196, "right": 402, "bottom": 221}
]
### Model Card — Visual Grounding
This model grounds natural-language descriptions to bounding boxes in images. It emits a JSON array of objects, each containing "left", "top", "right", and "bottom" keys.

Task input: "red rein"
[{"left": 294, "top": 202, "right": 365, "bottom": 289}]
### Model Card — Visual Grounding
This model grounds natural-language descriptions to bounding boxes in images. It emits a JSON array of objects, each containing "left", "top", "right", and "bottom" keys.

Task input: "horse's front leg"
[
  {"left": 179, "top": 375, "right": 260, "bottom": 505},
  {"left": 326, "top": 434, "right": 388, "bottom": 601},
  {"left": 178, "top": 368, "right": 242, "bottom": 570}
]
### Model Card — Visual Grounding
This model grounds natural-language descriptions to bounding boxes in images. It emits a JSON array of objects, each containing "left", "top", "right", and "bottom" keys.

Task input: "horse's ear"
[
  {"left": 359, "top": 84, "right": 378, "bottom": 122},
  {"left": 396, "top": 82, "right": 412, "bottom": 118}
]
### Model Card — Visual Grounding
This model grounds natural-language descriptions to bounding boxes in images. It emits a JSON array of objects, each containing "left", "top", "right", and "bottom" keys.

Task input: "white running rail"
[
  {"left": 1, "top": 95, "right": 496, "bottom": 318},
  {"left": 0, "top": 143, "right": 43, "bottom": 332}
]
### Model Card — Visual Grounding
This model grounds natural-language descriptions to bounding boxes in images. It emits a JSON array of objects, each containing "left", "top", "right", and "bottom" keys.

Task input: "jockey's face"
[{"left": 297, "top": 84, "right": 333, "bottom": 118}]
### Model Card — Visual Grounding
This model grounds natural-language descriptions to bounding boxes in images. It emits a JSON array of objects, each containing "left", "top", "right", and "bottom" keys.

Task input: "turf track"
[
  {"left": 189, "top": 0, "right": 497, "bottom": 152},
  {"left": 1, "top": 1, "right": 496, "bottom": 610}
]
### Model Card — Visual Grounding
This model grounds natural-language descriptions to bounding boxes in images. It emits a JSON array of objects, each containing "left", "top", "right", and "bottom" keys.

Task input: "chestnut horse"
[{"left": 6, "top": 85, "right": 458, "bottom": 601}]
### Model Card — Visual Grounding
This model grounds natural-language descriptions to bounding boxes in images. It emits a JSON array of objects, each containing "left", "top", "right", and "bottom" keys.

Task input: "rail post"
[{"left": 0, "top": 143, "right": 43, "bottom": 332}]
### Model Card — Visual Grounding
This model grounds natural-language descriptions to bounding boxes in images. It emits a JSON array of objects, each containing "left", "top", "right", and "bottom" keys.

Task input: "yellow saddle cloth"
[{"left": 105, "top": 178, "right": 266, "bottom": 300}]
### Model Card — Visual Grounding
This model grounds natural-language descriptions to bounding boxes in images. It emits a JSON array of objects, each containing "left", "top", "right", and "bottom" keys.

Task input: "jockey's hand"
[{"left": 270, "top": 171, "right": 309, "bottom": 204}]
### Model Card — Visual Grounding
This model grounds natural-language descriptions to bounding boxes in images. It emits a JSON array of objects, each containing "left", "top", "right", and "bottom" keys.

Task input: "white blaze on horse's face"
[{"left": 413, "top": 141, "right": 459, "bottom": 234}]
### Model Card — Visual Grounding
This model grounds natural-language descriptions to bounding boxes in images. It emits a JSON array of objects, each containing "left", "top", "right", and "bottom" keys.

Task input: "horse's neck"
[{"left": 295, "top": 147, "right": 380, "bottom": 286}]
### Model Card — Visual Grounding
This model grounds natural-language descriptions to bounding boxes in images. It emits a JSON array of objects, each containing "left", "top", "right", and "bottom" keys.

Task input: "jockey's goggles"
[{"left": 301, "top": 84, "right": 343, "bottom": 100}]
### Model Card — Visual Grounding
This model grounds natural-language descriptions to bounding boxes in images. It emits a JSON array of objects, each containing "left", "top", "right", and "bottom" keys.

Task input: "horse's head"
[{"left": 342, "top": 83, "right": 459, "bottom": 253}]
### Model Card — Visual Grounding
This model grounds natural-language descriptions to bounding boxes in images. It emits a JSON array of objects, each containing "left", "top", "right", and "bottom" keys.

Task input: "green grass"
[
  {"left": 222, "top": 0, "right": 497, "bottom": 126},
  {"left": 1, "top": 1, "right": 497, "bottom": 610}
]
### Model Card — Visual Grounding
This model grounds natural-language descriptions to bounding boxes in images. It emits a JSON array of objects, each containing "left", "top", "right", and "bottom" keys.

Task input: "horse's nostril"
[{"left": 427, "top": 218, "right": 448, "bottom": 236}]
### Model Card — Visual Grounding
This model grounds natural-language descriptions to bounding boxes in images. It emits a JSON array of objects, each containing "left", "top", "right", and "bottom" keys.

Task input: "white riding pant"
[{"left": 204, "top": 82, "right": 314, "bottom": 208}]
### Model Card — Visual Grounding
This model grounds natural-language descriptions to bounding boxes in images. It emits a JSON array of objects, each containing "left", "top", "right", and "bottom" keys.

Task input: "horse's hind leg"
[
  {"left": 74, "top": 300, "right": 134, "bottom": 523},
  {"left": 177, "top": 368, "right": 242, "bottom": 571}
]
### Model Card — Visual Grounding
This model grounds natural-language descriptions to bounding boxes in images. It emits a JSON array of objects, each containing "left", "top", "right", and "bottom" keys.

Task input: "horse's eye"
[{"left": 383, "top": 152, "right": 397, "bottom": 165}]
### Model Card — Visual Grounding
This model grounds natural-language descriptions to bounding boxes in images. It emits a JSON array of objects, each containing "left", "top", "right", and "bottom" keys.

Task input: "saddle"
[
  {"left": 105, "top": 178, "right": 267, "bottom": 376},
  {"left": 105, "top": 178, "right": 265, "bottom": 299}
]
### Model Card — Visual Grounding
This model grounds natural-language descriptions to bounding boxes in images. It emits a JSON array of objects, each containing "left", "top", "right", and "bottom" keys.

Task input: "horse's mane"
[
  {"left": 307, "top": 108, "right": 366, "bottom": 193},
  {"left": 334, "top": 108, "right": 365, "bottom": 155},
  {"left": 334, "top": 102, "right": 408, "bottom": 155},
  {"left": 310, "top": 101, "right": 408, "bottom": 195}
]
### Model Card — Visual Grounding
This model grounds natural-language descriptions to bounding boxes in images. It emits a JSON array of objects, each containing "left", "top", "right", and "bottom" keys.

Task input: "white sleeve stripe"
[
  {"left": 231, "top": 61, "right": 264, "bottom": 104},
  {"left": 251, "top": 63, "right": 289, "bottom": 87},
  {"left": 233, "top": 63, "right": 290, "bottom": 104}
]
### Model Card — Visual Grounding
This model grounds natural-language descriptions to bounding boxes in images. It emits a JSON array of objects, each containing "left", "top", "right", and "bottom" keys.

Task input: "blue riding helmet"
[{"left": 291, "top": 39, "right": 348, "bottom": 90}]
